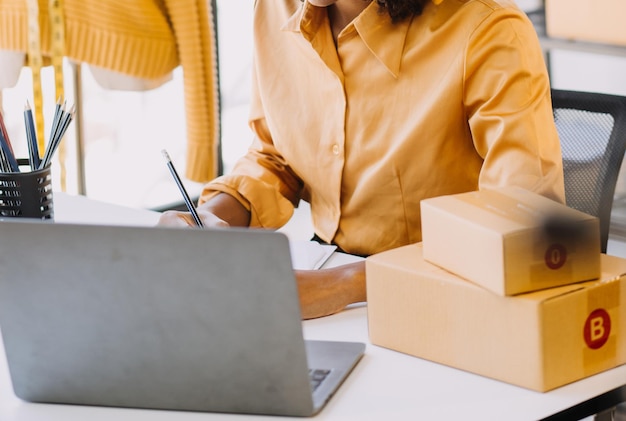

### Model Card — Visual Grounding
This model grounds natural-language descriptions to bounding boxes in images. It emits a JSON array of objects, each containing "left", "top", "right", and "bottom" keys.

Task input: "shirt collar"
[
  {"left": 283, "top": 1, "right": 444, "bottom": 78},
  {"left": 353, "top": 3, "right": 409, "bottom": 78}
]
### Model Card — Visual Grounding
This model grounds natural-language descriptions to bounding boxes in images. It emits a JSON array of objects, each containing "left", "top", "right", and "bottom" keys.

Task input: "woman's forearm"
[
  {"left": 295, "top": 261, "right": 366, "bottom": 320},
  {"left": 198, "top": 193, "right": 251, "bottom": 227}
]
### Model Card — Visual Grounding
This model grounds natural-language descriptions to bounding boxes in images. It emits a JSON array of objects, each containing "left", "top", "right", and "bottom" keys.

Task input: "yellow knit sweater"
[{"left": 0, "top": 0, "right": 219, "bottom": 182}]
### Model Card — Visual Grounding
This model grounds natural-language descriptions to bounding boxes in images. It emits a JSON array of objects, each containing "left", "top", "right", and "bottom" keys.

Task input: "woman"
[{"left": 159, "top": 0, "right": 564, "bottom": 319}]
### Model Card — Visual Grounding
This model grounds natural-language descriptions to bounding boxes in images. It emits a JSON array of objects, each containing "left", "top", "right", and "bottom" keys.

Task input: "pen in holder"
[
  {"left": 0, "top": 97, "right": 73, "bottom": 220},
  {"left": 0, "top": 159, "right": 53, "bottom": 219}
]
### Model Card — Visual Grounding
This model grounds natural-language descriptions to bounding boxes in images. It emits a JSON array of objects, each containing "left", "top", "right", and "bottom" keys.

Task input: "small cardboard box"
[
  {"left": 420, "top": 187, "right": 600, "bottom": 296},
  {"left": 366, "top": 243, "right": 626, "bottom": 392},
  {"left": 545, "top": 0, "right": 626, "bottom": 47}
]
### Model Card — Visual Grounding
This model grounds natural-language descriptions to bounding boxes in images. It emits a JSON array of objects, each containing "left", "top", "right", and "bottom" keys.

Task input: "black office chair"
[{"left": 551, "top": 89, "right": 626, "bottom": 253}]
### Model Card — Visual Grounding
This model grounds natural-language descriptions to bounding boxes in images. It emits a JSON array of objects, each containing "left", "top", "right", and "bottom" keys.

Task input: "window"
[{"left": 0, "top": 0, "right": 254, "bottom": 210}]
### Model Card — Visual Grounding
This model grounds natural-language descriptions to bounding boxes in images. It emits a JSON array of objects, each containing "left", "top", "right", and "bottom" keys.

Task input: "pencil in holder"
[{"left": 0, "top": 159, "right": 53, "bottom": 219}]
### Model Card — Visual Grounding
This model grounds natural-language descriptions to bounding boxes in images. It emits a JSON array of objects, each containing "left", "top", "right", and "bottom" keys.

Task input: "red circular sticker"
[
  {"left": 583, "top": 309, "right": 611, "bottom": 350},
  {"left": 544, "top": 244, "right": 567, "bottom": 270}
]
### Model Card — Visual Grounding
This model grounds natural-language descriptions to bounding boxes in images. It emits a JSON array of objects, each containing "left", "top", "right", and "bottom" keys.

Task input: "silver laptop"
[{"left": 0, "top": 219, "right": 364, "bottom": 416}]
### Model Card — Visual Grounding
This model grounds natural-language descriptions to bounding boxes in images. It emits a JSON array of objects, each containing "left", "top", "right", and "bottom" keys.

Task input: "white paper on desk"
[{"left": 289, "top": 241, "right": 337, "bottom": 270}]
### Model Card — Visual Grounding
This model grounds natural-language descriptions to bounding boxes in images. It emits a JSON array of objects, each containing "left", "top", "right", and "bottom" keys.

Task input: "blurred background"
[{"left": 1, "top": 0, "right": 625, "bottom": 216}]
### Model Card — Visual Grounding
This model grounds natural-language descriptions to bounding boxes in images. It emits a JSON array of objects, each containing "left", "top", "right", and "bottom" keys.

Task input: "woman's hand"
[
  {"left": 295, "top": 261, "right": 366, "bottom": 320},
  {"left": 157, "top": 193, "right": 251, "bottom": 228},
  {"left": 157, "top": 209, "right": 230, "bottom": 228}
]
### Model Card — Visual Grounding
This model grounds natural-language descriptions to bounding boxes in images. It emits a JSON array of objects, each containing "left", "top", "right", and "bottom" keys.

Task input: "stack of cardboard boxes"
[{"left": 366, "top": 186, "right": 626, "bottom": 392}]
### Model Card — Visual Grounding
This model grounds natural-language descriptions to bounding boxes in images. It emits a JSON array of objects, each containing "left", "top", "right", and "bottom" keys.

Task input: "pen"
[
  {"left": 24, "top": 101, "right": 40, "bottom": 170},
  {"left": 0, "top": 125, "right": 19, "bottom": 173},
  {"left": 0, "top": 109, "right": 12, "bottom": 154},
  {"left": 40, "top": 101, "right": 74, "bottom": 169},
  {"left": 161, "top": 149, "right": 204, "bottom": 227}
]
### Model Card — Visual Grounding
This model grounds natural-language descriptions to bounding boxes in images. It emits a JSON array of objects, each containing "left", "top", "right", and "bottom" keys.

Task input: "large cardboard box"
[
  {"left": 421, "top": 187, "right": 600, "bottom": 296},
  {"left": 366, "top": 243, "right": 626, "bottom": 392},
  {"left": 545, "top": 0, "right": 626, "bottom": 47}
]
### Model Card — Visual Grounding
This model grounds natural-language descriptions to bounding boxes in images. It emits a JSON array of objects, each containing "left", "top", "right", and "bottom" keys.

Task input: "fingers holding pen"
[
  {"left": 197, "top": 209, "right": 230, "bottom": 228},
  {"left": 158, "top": 210, "right": 195, "bottom": 227},
  {"left": 158, "top": 209, "right": 230, "bottom": 228}
]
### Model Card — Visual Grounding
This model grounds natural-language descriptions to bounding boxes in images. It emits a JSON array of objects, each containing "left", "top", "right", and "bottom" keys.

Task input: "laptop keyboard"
[{"left": 309, "top": 368, "right": 332, "bottom": 391}]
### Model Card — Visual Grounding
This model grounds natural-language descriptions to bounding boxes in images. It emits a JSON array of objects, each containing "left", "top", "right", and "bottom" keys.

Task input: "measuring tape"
[
  {"left": 26, "top": 0, "right": 44, "bottom": 153},
  {"left": 26, "top": 0, "right": 67, "bottom": 191},
  {"left": 49, "top": 0, "right": 67, "bottom": 191}
]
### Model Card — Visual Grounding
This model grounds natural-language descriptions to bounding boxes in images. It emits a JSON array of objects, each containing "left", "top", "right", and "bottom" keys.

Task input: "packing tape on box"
[
  {"left": 457, "top": 189, "right": 543, "bottom": 226},
  {"left": 582, "top": 280, "right": 620, "bottom": 374}
]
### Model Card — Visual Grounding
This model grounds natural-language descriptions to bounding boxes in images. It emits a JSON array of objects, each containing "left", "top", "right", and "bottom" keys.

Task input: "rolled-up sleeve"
[{"left": 199, "top": 66, "right": 304, "bottom": 228}]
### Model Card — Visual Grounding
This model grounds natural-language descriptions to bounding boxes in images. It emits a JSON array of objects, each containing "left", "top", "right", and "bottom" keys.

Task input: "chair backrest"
[{"left": 551, "top": 89, "right": 626, "bottom": 253}]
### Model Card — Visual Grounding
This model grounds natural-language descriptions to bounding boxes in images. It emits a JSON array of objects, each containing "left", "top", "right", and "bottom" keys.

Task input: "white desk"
[{"left": 0, "top": 193, "right": 625, "bottom": 421}]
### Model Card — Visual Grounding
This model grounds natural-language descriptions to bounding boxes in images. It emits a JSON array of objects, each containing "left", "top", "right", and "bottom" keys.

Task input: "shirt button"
[{"left": 332, "top": 144, "right": 340, "bottom": 155}]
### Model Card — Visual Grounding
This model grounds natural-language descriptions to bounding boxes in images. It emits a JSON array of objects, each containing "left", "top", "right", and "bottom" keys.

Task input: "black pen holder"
[{"left": 0, "top": 159, "right": 53, "bottom": 219}]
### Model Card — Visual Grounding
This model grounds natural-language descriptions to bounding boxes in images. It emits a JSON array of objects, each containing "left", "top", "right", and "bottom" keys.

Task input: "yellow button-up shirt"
[{"left": 200, "top": 0, "right": 565, "bottom": 256}]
